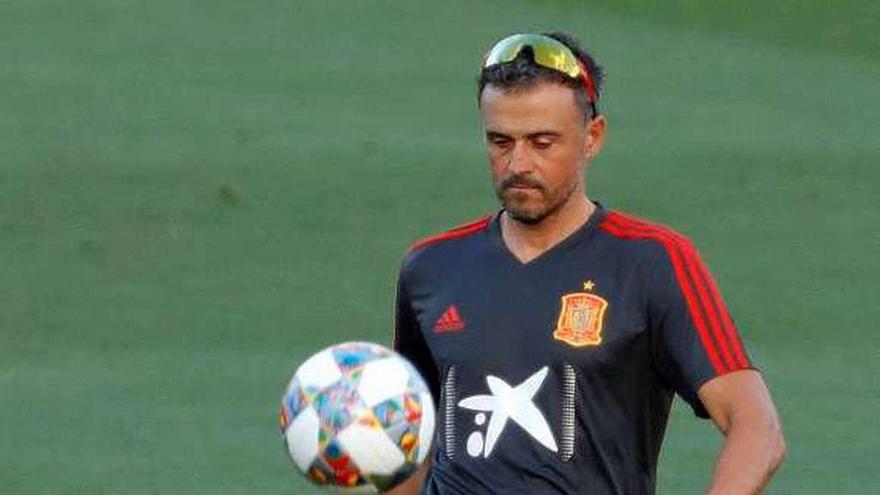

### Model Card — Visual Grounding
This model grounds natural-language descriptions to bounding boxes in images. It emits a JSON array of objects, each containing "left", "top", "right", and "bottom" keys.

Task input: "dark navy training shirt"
[{"left": 394, "top": 204, "right": 753, "bottom": 495}]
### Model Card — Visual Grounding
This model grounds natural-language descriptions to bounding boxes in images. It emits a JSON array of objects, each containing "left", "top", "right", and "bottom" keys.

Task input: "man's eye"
[
  {"left": 490, "top": 138, "right": 512, "bottom": 147},
  {"left": 532, "top": 139, "right": 553, "bottom": 149}
]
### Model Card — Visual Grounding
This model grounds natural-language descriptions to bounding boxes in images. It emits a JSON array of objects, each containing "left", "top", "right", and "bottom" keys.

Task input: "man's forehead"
[{"left": 480, "top": 83, "right": 581, "bottom": 134}]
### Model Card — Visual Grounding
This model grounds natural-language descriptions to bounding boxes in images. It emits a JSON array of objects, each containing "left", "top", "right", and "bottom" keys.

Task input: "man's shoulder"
[
  {"left": 409, "top": 214, "right": 494, "bottom": 252},
  {"left": 596, "top": 209, "right": 718, "bottom": 288},
  {"left": 401, "top": 214, "right": 494, "bottom": 270},
  {"left": 598, "top": 208, "right": 695, "bottom": 253}
]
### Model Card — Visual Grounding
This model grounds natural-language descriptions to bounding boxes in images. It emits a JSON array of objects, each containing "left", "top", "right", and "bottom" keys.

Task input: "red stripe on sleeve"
[
  {"left": 690, "top": 251, "right": 751, "bottom": 368},
  {"left": 676, "top": 240, "right": 740, "bottom": 371},
  {"left": 604, "top": 213, "right": 743, "bottom": 371},
  {"left": 409, "top": 215, "right": 493, "bottom": 252},
  {"left": 608, "top": 212, "right": 749, "bottom": 371},
  {"left": 599, "top": 216, "right": 728, "bottom": 374}
]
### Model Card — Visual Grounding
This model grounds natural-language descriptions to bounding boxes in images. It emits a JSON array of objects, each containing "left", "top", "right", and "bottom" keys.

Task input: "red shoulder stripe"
[
  {"left": 689, "top": 251, "right": 751, "bottom": 368},
  {"left": 604, "top": 211, "right": 689, "bottom": 241},
  {"left": 409, "top": 215, "right": 492, "bottom": 252},
  {"left": 599, "top": 214, "right": 727, "bottom": 373},
  {"left": 607, "top": 212, "right": 749, "bottom": 369},
  {"left": 600, "top": 212, "right": 749, "bottom": 373},
  {"left": 603, "top": 212, "right": 750, "bottom": 371}
]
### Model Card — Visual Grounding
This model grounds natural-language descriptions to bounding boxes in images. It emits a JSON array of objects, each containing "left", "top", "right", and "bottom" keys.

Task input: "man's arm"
[
  {"left": 698, "top": 369, "right": 786, "bottom": 495},
  {"left": 390, "top": 261, "right": 437, "bottom": 495},
  {"left": 384, "top": 454, "right": 431, "bottom": 495}
]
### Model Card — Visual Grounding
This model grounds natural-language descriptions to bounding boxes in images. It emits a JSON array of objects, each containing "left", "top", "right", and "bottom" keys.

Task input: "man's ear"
[{"left": 584, "top": 114, "right": 607, "bottom": 159}]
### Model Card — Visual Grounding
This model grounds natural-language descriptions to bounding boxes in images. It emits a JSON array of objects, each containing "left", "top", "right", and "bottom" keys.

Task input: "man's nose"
[{"left": 507, "top": 142, "right": 534, "bottom": 174}]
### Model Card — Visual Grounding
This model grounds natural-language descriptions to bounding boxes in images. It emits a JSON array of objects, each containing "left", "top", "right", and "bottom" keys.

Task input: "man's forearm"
[
  {"left": 385, "top": 457, "right": 430, "bottom": 495},
  {"left": 705, "top": 420, "right": 786, "bottom": 494}
]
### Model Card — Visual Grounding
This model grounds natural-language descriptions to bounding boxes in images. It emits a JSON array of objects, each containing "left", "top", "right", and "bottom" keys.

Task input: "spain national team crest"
[{"left": 553, "top": 293, "right": 609, "bottom": 347}]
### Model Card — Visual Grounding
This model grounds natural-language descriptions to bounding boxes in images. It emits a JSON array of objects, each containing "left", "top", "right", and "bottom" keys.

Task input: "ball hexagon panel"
[
  {"left": 338, "top": 423, "right": 406, "bottom": 475},
  {"left": 358, "top": 357, "right": 411, "bottom": 407},
  {"left": 295, "top": 349, "right": 342, "bottom": 392},
  {"left": 285, "top": 405, "right": 320, "bottom": 472}
]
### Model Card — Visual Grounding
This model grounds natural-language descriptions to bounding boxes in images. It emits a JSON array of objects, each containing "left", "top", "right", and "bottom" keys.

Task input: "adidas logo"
[{"left": 433, "top": 305, "right": 465, "bottom": 333}]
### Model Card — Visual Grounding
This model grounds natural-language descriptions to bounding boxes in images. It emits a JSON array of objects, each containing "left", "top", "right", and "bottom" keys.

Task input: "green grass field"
[{"left": 1, "top": 1, "right": 878, "bottom": 493}]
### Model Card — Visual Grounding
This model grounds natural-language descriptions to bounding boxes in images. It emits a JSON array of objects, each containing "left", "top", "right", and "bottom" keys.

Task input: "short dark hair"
[{"left": 477, "top": 31, "right": 605, "bottom": 120}]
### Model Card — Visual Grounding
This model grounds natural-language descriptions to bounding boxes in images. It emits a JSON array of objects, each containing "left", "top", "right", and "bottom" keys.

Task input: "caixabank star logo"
[{"left": 553, "top": 289, "right": 609, "bottom": 347}]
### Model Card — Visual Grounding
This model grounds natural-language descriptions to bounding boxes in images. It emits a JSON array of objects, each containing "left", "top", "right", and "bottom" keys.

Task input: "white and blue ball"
[{"left": 279, "top": 342, "right": 435, "bottom": 492}]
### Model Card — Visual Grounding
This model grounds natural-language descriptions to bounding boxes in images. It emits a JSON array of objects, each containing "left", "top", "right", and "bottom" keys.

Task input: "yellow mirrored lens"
[
  {"left": 530, "top": 44, "right": 581, "bottom": 79},
  {"left": 483, "top": 34, "right": 582, "bottom": 79}
]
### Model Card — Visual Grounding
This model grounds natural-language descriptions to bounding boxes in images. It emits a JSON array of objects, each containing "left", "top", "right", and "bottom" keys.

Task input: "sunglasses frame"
[{"left": 483, "top": 34, "right": 599, "bottom": 117}]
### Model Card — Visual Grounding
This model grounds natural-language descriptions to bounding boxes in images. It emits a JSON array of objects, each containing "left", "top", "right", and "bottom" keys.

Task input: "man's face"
[{"left": 480, "top": 82, "right": 602, "bottom": 224}]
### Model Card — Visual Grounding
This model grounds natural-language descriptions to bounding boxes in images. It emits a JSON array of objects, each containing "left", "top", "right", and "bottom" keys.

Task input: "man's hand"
[{"left": 699, "top": 369, "right": 786, "bottom": 494}]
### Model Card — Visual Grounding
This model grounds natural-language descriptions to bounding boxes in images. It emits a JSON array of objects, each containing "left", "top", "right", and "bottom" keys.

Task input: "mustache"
[{"left": 500, "top": 175, "right": 546, "bottom": 191}]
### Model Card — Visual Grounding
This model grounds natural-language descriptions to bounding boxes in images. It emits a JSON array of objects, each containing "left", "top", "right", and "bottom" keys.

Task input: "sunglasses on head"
[{"left": 482, "top": 34, "right": 599, "bottom": 117}]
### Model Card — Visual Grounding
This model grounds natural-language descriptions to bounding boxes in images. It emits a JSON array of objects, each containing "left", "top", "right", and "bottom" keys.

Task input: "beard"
[{"left": 494, "top": 174, "right": 579, "bottom": 225}]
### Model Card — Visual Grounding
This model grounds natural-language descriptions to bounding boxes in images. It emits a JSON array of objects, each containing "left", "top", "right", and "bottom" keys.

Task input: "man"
[{"left": 392, "top": 32, "right": 785, "bottom": 494}]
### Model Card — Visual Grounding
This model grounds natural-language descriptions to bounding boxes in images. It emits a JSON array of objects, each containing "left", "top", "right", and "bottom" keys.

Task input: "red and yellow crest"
[{"left": 553, "top": 292, "right": 609, "bottom": 347}]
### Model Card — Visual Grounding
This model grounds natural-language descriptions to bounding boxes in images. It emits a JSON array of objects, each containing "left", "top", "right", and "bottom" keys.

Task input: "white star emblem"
[{"left": 458, "top": 366, "right": 558, "bottom": 457}]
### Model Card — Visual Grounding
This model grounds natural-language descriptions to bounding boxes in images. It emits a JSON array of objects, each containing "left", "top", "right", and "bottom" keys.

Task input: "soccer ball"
[{"left": 279, "top": 341, "right": 435, "bottom": 492}]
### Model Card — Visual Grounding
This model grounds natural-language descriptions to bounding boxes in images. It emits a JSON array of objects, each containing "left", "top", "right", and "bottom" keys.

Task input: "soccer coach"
[{"left": 391, "top": 32, "right": 785, "bottom": 494}]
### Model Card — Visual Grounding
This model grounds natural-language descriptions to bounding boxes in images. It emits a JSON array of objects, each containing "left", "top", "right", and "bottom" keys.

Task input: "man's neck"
[{"left": 501, "top": 195, "right": 596, "bottom": 263}]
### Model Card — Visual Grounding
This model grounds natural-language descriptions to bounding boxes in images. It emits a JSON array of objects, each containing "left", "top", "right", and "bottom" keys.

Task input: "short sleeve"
[
  {"left": 647, "top": 239, "right": 753, "bottom": 418},
  {"left": 393, "top": 269, "right": 441, "bottom": 404}
]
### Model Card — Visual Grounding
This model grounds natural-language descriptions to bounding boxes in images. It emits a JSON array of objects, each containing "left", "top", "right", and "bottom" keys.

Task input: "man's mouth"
[{"left": 503, "top": 178, "right": 544, "bottom": 191}]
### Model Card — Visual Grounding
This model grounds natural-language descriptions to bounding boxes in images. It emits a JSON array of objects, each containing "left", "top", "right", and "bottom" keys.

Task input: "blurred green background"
[{"left": 1, "top": 0, "right": 878, "bottom": 493}]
